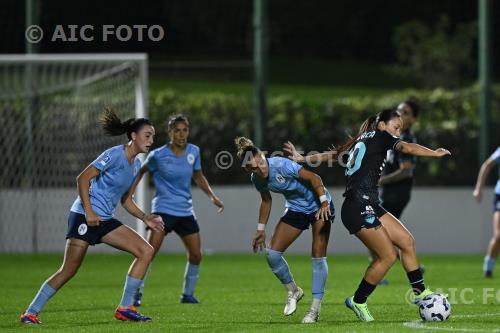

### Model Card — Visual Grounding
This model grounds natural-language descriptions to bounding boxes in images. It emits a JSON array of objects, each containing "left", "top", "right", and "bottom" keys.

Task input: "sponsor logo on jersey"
[
  {"left": 187, "top": 153, "right": 195, "bottom": 165},
  {"left": 275, "top": 174, "right": 286, "bottom": 184},
  {"left": 78, "top": 224, "right": 88, "bottom": 235},
  {"left": 365, "top": 215, "right": 376, "bottom": 224}
]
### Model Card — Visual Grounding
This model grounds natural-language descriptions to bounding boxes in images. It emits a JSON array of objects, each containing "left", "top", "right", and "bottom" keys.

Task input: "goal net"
[{"left": 0, "top": 54, "right": 148, "bottom": 252}]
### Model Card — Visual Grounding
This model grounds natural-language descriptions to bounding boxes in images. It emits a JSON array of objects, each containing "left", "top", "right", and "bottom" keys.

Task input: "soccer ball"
[{"left": 418, "top": 293, "right": 451, "bottom": 321}]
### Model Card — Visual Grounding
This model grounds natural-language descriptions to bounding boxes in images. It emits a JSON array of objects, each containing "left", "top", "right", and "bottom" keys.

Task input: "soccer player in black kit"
[
  {"left": 375, "top": 97, "right": 423, "bottom": 284},
  {"left": 284, "top": 108, "right": 450, "bottom": 322}
]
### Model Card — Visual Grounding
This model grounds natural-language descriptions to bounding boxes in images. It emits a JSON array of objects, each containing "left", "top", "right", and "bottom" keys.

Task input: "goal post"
[{"left": 0, "top": 53, "right": 148, "bottom": 252}]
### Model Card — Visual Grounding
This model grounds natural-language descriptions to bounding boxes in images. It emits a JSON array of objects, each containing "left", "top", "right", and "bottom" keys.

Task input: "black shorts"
[
  {"left": 280, "top": 202, "right": 335, "bottom": 231},
  {"left": 494, "top": 194, "right": 500, "bottom": 212},
  {"left": 66, "top": 211, "right": 123, "bottom": 246},
  {"left": 341, "top": 198, "right": 387, "bottom": 234},
  {"left": 154, "top": 212, "right": 200, "bottom": 237},
  {"left": 380, "top": 197, "right": 410, "bottom": 219}
]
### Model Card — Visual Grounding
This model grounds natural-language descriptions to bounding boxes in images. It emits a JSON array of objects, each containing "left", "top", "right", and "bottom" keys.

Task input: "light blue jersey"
[
  {"left": 491, "top": 147, "right": 500, "bottom": 194},
  {"left": 71, "top": 145, "right": 141, "bottom": 220},
  {"left": 252, "top": 157, "right": 332, "bottom": 215},
  {"left": 146, "top": 143, "right": 201, "bottom": 216}
]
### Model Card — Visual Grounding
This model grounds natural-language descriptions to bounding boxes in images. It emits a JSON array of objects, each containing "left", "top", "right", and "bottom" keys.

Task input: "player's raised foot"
[
  {"left": 114, "top": 306, "right": 152, "bottom": 322},
  {"left": 20, "top": 313, "right": 42, "bottom": 325},
  {"left": 345, "top": 296, "right": 374, "bottom": 322},
  {"left": 484, "top": 270, "right": 493, "bottom": 278},
  {"left": 413, "top": 288, "right": 434, "bottom": 305},
  {"left": 284, "top": 287, "right": 304, "bottom": 316},
  {"left": 301, "top": 309, "right": 320, "bottom": 323},
  {"left": 133, "top": 291, "right": 142, "bottom": 307},
  {"left": 180, "top": 294, "right": 200, "bottom": 304}
]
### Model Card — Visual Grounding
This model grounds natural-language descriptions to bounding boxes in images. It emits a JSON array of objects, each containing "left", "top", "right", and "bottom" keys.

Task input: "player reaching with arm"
[{"left": 284, "top": 108, "right": 450, "bottom": 321}]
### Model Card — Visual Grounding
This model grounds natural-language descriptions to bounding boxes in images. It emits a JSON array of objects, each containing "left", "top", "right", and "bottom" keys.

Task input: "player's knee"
[
  {"left": 137, "top": 243, "right": 155, "bottom": 262},
  {"left": 400, "top": 234, "right": 416, "bottom": 252},
  {"left": 189, "top": 252, "right": 202, "bottom": 265},
  {"left": 384, "top": 250, "right": 398, "bottom": 266}
]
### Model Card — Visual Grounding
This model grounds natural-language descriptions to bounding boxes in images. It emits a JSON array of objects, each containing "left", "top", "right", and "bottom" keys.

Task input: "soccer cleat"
[
  {"left": 133, "top": 291, "right": 142, "bottom": 307},
  {"left": 283, "top": 287, "right": 304, "bottom": 316},
  {"left": 345, "top": 296, "right": 374, "bottom": 322},
  {"left": 301, "top": 309, "right": 320, "bottom": 323},
  {"left": 20, "top": 313, "right": 42, "bottom": 324},
  {"left": 114, "top": 306, "right": 152, "bottom": 322},
  {"left": 180, "top": 294, "right": 200, "bottom": 304},
  {"left": 413, "top": 288, "right": 434, "bottom": 305},
  {"left": 484, "top": 270, "right": 493, "bottom": 278}
]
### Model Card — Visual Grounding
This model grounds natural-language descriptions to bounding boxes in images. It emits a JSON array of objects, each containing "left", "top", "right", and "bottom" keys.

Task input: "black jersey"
[
  {"left": 343, "top": 130, "right": 401, "bottom": 202},
  {"left": 380, "top": 130, "right": 416, "bottom": 200}
]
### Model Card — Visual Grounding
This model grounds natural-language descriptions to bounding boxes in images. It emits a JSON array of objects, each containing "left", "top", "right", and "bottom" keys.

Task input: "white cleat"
[
  {"left": 301, "top": 309, "right": 320, "bottom": 323},
  {"left": 283, "top": 287, "right": 304, "bottom": 316}
]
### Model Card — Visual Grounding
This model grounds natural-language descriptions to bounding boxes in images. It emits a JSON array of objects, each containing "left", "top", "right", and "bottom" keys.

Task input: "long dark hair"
[
  {"left": 337, "top": 108, "right": 401, "bottom": 154},
  {"left": 100, "top": 107, "right": 153, "bottom": 140}
]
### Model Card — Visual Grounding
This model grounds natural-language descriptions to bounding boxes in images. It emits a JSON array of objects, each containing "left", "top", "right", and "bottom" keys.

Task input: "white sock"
[
  {"left": 311, "top": 298, "right": 322, "bottom": 312},
  {"left": 285, "top": 281, "right": 297, "bottom": 293}
]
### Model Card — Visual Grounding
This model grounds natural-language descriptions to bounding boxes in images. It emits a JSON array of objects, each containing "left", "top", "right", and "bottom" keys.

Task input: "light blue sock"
[
  {"left": 484, "top": 256, "right": 496, "bottom": 273},
  {"left": 182, "top": 262, "right": 200, "bottom": 296},
  {"left": 312, "top": 257, "right": 328, "bottom": 300},
  {"left": 138, "top": 263, "right": 152, "bottom": 294},
  {"left": 26, "top": 281, "right": 57, "bottom": 315},
  {"left": 266, "top": 248, "right": 293, "bottom": 285},
  {"left": 120, "top": 275, "right": 143, "bottom": 307}
]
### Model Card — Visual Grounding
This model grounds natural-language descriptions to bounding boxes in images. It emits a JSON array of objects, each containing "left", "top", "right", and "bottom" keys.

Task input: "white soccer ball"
[{"left": 418, "top": 293, "right": 451, "bottom": 321}]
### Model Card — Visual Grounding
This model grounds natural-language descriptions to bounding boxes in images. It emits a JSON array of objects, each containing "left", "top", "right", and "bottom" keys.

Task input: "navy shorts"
[
  {"left": 154, "top": 212, "right": 200, "bottom": 237},
  {"left": 280, "top": 202, "right": 335, "bottom": 231},
  {"left": 66, "top": 211, "right": 123, "bottom": 246},
  {"left": 494, "top": 194, "right": 500, "bottom": 212},
  {"left": 341, "top": 198, "right": 387, "bottom": 234}
]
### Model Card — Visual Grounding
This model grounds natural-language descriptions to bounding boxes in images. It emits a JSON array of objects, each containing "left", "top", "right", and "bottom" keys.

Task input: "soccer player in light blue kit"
[
  {"left": 473, "top": 146, "right": 500, "bottom": 278},
  {"left": 128, "top": 114, "right": 224, "bottom": 305},
  {"left": 20, "top": 108, "right": 164, "bottom": 324},
  {"left": 235, "top": 137, "right": 334, "bottom": 324}
]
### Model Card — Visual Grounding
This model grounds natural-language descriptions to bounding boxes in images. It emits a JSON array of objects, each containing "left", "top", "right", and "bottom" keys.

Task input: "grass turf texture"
[{"left": 1, "top": 254, "right": 499, "bottom": 332}]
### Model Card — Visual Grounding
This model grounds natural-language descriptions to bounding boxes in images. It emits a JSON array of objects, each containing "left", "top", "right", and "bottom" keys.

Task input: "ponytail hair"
[
  {"left": 336, "top": 108, "right": 401, "bottom": 154},
  {"left": 100, "top": 107, "right": 153, "bottom": 140},
  {"left": 235, "top": 136, "right": 260, "bottom": 160}
]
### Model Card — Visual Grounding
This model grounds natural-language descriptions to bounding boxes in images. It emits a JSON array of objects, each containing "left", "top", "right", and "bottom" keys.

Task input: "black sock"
[
  {"left": 353, "top": 279, "right": 376, "bottom": 304},
  {"left": 407, "top": 269, "right": 425, "bottom": 294}
]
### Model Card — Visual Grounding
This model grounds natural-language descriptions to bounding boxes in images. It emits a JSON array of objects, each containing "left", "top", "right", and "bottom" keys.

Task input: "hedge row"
[{"left": 149, "top": 86, "right": 500, "bottom": 186}]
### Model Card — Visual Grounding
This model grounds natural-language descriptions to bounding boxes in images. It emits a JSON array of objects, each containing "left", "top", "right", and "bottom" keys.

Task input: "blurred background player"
[
  {"left": 284, "top": 108, "right": 450, "bottom": 322},
  {"left": 235, "top": 136, "right": 334, "bottom": 324},
  {"left": 473, "top": 146, "right": 500, "bottom": 278},
  {"left": 129, "top": 114, "right": 224, "bottom": 305},
  {"left": 375, "top": 97, "right": 423, "bottom": 284},
  {"left": 20, "top": 108, "right": 164, "bottom": 324}
]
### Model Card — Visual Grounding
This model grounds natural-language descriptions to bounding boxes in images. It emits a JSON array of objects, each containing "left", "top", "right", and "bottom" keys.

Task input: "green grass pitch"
[{"left": 1, "top": 254, "right": 499, "bottom": 332}]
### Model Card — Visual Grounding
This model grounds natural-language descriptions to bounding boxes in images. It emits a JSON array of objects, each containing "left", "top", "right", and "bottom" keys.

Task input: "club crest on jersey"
[
  {"left": 98, "top": 152, "right": 111, "bottom": 166},
  {"left": 275, "top": 174, "right": 286, "bottom": 184},
  {"left": 78, "top": 224, "right": 88, "bottom": 235},
  {"left": 187, "top": 153, "right": 195, "bottom": 165}
]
